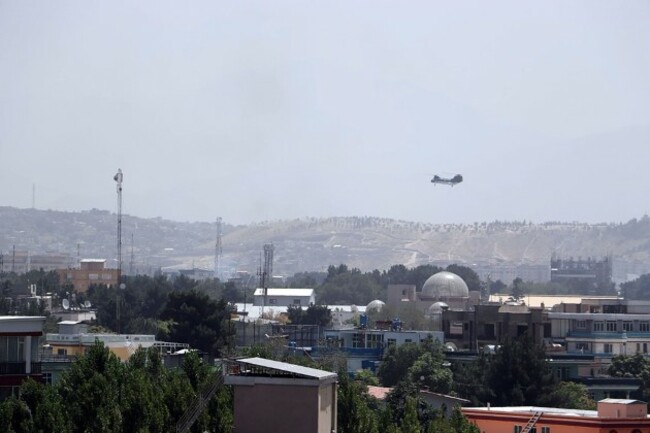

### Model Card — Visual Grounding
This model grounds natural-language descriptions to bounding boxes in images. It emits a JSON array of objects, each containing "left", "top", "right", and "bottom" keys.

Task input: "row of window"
[
  {"left": 266, "top": 299, "right": 302, "bottom": 305},
  {"left": 514, "top": 426, "right": 550, "bottom": 433},
  {"left": 576, "top": 320, "right": 650, "bottom": 332},
  {"left": 575, "top": 342, "right": 649, "bottom": 354}
]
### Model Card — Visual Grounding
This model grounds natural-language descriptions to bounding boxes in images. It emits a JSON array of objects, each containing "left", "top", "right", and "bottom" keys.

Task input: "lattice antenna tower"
[
  {"left": 263, "top": 243, "right": 274, "bottom": 288},
  {"left": 214, "top": 217, "right": 223, "bottom": 278}
]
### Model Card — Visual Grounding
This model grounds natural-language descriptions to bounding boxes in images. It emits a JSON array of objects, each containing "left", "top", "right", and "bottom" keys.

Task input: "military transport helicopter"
[{"left": 431, "top": 174, "right": 463, "bottom": 186}]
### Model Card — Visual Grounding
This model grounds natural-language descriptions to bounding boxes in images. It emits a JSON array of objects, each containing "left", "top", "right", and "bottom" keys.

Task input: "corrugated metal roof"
[{"left": 237, "top": 357, "right": 337, "bottom": 380}]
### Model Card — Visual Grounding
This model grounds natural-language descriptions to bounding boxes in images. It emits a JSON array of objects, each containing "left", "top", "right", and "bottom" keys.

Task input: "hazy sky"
[{"left": 1, "top": 1, "right": 649, "bottom": 225}]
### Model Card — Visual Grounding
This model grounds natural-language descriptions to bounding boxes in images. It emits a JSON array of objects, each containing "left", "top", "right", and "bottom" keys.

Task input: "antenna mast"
[
  {"left": 214, "top": 217, "right": 222, "bottom": 279},
  {"left": 113, "top": 169, "right": 123, "bottom": 333},
  {"left": 129, "top": 233, "right": 135, "bottom": 276}
]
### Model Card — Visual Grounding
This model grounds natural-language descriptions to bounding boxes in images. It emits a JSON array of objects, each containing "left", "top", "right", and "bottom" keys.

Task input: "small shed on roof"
[{"left": 597, "top": 398, "right": 648, "bottom": 418}]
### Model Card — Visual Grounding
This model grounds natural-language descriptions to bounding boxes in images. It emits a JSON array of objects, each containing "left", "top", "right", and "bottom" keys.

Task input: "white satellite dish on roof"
[
  {"left": 62, "top": 299, "right": 70, "bottom": 310},
  {"left": 84, "top": 300, "right": 92, "bottom": 308}
]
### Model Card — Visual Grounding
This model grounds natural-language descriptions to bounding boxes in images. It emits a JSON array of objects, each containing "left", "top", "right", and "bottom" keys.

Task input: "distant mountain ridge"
[{"left": 1, "top": 206, "right": 649, "bottom": 280}]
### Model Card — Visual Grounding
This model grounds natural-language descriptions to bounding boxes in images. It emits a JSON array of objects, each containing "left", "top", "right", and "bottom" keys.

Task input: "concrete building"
[
  {"left": 463, "top": 399, "right": 650, "bottom": 433},
  {"left": 252, "top": 288, "right": 315, "bottom": 307},
  {"left": 57, "top": 259, "right": 119, "bottom": 293},
  {"left": 0, "top": 316, "right": 45, "bottom": 399},
  {"left": 224, "top": 357, "right": 337, "bottom": 433},
  {"left": 44, "top": 320, "right": 187, "bottom": 361},
  {"left": 317, "top": 327, "right": 443, "bottom": 373}
]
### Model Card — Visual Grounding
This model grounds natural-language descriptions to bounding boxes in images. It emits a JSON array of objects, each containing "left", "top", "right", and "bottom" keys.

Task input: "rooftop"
[
  {"left": 253, "top": 288, "right": 314, "bottom": 297},
  {"left": 231, "top": 357, "right": 337, "bottom": 382}
]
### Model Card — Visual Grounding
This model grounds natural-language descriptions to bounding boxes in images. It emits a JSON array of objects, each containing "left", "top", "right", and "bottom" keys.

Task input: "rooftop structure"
[
  {"left": 0, "top": 316, "right": 46, "bottom": 400},
  {"left": 252, "top": 288, "right": 315, "bottom": 307},
  {"left": 225, "top": 357, "right": 337, "bottom": 433}
]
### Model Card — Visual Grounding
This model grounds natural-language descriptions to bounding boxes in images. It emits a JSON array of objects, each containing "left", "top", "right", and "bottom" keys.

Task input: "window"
[
  {"left": 594, "top": 322, "right": 605, "bottom": 332},
  {"left": 542, "top": 427, "right": 551, "bottom": 433},
  {"left": 576, "top": 342, "right": 590, "bottom": 352},
  {"left": 404, "top": 339, "right": 413, "bottom": 343},
  {"left": 57, "top": 348, "right": 67, "bottom": 356},
  {"left": 484, "top": 324, "right": 495, "bottom": 338},
  {"left": 352, "top": 333, "right": 364, "bottom": 348},
  {"left": 575, "top": 320, "right": 586, "bottom": 329},
  {"left": 604, "top": 343, "right": 613, "bottom": 353},
  {"left": 387, "top": 338, "right": 396, "bottom": 347},
  {"left": 623, "top": 322, "right": 633, "bottom": 332},
  {"left": 42, "top": 372, "right": 52, "bottom": 385},
  {"left": 268, "top": 298, "right": 277, "bottom": 305},
  {"left": 88, "top": 273, "right": 99, "bottom": 280},
  {"left": 606, "top": 321, "right": 617, "bottom": 332},
  {"left": 644, "top": 343, "right": 648, "bottom": 354},
  {"left": 293, "top": 299, "right": 301, "bottom": 305},
  {"left": 367, "top": 334, "right": 384, "bottom": 349},
  {"left": 102, "top": 273, "right": 113, "bottom": 280},
  {"left": 514, "top": 426, "right": 522, "bottom": 433},
  {"left": 641, "top": 322, "right": 650, "bottom": 332}
]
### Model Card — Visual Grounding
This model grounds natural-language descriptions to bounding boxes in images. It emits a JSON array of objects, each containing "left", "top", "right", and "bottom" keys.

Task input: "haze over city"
[{"left": 1, "top": 1, "right": 649, "bottom": 225}]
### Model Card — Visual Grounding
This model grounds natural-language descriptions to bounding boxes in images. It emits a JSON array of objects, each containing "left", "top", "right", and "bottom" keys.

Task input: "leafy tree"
[
  {"left": 608, "top": 353, "right": 650, "bottom": 401},
  {"left": 0, "top": 396, "right": 34, "bottom": 433},
  {"left": 509, "top": 277, "right": 525, "bottom": 303},
  {"left": 378, "top": 343, "right": 425, "bottom": 387},
  {"left": 408, "top": 352, "right": 453, "bottom": 394},
  {"left": 355, "top": 369, "right": 379, "bottom": 386},
  {"left": 57, "top": 341, "right": 125, "bottom": 433},
  {"left": 547, "top": 381, "right": 596, "bottom": 410},
  {"left": 287, "top": 304, "right": 332, "bottom": 327},
  {"left": 401, "top": 396, "right": 421, "bottom": 433},
  {"left": 20, "top": 378, "right": 71, "bottom": 433},
  {"left": 446, "top": 264, "right": 481, "bottom": 292},
  {"left": 160, "top": 290, "right": 234, "bottom": 356},
  {"left": 485, "top": 337, "right": 557, "bottom": 406},
  {"left": 337, "top": 372, "right": 379, "bottom": 433},
  {"left": 621, "top": 274, "right": 650, "bottom": 300}
]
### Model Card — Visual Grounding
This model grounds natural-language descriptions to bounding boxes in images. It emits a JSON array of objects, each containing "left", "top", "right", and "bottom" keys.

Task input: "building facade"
[{"left": 0, "top": 316, "right": 45, "bottom": 399}]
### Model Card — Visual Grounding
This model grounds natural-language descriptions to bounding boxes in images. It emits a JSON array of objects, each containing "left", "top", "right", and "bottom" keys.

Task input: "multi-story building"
[
  {"left": 57, "top": 259, "right": 119, "bottom": 293},
  {"left": 0, "top": 316, "right": 45, "bottom": 399},
  {"left": 463, "top": 399, "right": 650, "bottom": 433},
  {"left": 551, "top": 255, "right": 613, "bottom": 292},
  {"left": 316, "top": 326, "right": 443, "bottom": 373}
]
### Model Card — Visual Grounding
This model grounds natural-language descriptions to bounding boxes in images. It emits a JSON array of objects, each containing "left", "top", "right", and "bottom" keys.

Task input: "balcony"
[{"left": 0, "top": 362, "right": 41, "bottom": 375}]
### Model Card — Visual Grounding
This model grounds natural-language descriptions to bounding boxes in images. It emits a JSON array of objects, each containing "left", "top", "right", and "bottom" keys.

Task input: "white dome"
[
  {"left": 427, "top": 301, "right": 449, "bottom": 315},
  {"left": 422, "top": 271, "right": 469, "bottom": 299},
  {"left": 366, "top": 299, "right": 385, "bottom": 312}
]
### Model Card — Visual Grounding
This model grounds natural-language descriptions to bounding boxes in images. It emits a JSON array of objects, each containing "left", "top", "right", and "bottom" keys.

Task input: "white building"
[{"left": 252, "top": 288, "right": 315, "bottom": 307}]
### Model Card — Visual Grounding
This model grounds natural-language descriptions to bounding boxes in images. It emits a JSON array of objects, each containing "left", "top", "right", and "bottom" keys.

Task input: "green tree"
[
  {"left": 446, "top": 264, "right": 481, "bottom": 292},
  {"left": 337, "top": 373, "right": 378, "bottom": 433},
  {"left": 401, "top": 396, "right": 421, "bottom": 433},
  {"left": 547, "top": 381, "right": 596, "bottom": 410},
  {"left": 408, "top": 352, "right": 453, "bottom": 394},
  {"left": 56, "top": 341, "right": 124, "bottom": 433},
  {"left": 20, "top": 378, "right": 71, "bottom": 433},
  {"left": 485, "top": 337, "right": 557, "bottom": 406},
  {"left": 378, "top": 343, "right": 425, "bottom": 387},
  {"left": 0, "top": 396, "right": 34, "bottom": 433},
  {"left": 608, "top": 353, "right": 650, "bottom": 401},
  {"left": 160, "top": 290, "right": 234, "bottom": 357}
]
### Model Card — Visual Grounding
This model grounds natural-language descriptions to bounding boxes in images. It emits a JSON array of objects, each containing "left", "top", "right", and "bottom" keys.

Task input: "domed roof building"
[
  {"left": 421, "top": 271, "right": 469, "bottom": 300},
  {"left": 366, "top": 299, "right": 385, "bottom": 313}
]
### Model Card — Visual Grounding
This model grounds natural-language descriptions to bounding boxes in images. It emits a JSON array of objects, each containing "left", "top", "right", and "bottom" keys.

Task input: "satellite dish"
[
  {"left": 84, "top": 300, "right": 92, "bottom": 308},
  {"left": 62, "top": 299, "right": 70, "bottom": 310}
]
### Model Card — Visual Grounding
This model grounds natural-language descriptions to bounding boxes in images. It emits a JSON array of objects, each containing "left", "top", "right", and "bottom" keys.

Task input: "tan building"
[
  {"left": 225, "top": 357, "right": 337, "bottom": 433},
  {"left": 57, "top": 259, "right": 118, "bottom": 293}
]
